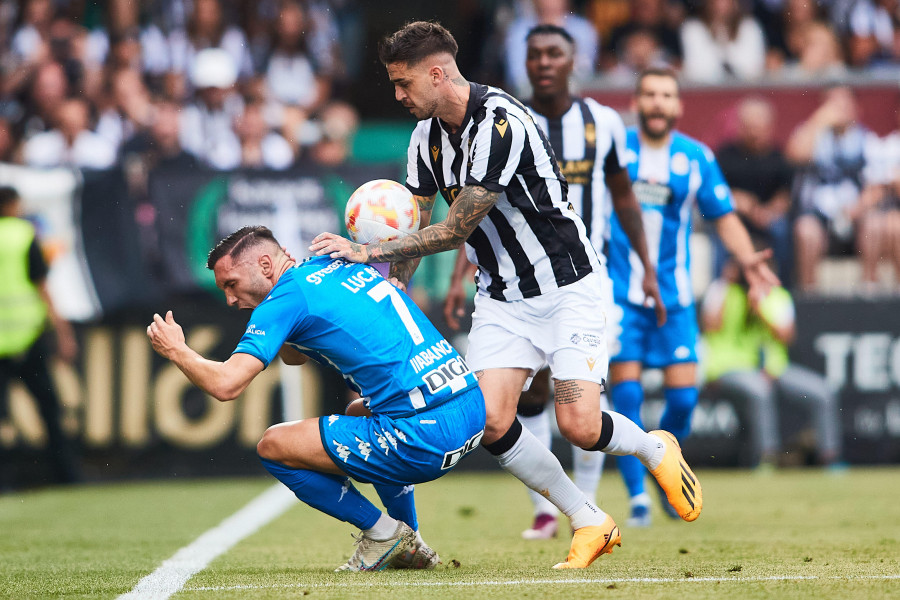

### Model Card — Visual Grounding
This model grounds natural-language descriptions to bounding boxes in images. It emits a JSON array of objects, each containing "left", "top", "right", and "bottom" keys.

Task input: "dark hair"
[
  {"left": 378, "top": 21, "right": 458, "bottom": 66},
  {"left": 0, "top": 185, "right": 20, "bottom": 209},
  {"left": 636, "top": 66, "right": 680, "bottom": 95},
  {"left": 526, "top": 24, "right": 575, "bottom": 46},
  {"left": 206, "top": 225, "right": 280, "bottom": 270}
]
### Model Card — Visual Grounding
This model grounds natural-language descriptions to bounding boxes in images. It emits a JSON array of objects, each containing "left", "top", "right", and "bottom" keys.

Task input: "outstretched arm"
[
  {"left": 147, "top": 311, "right": 264, "bottom": 402},
  {"left": 608, "top": 170, "right": 666, "bottom": 326},
  {"left": 310, "top": 185, "right": 499, "bottom": 264},
  {"left": 714, "top": 213, "right": 781, "bottom": 304}
]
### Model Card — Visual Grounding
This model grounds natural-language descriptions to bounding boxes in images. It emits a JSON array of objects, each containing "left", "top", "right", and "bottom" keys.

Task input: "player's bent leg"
[
  {"left": 258, "top": 419, "right": 415, "bottom": 572},
  {"left": 479, "top": 370, "right": 616, "bottom": 568},
  {"left": 257, "top": 418, "right": 346, "bottom": 474}
]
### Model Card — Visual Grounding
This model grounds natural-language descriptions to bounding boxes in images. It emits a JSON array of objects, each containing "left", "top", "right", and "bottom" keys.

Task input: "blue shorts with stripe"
[
  {"left": 319, "top": 387, "right": 486, "bottom": 486},
  {"left": 609, "top": 303, "right": 698, "bottom": 368}
]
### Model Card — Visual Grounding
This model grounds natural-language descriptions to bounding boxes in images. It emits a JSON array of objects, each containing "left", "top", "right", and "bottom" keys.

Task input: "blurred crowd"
[
  {"left": 0, "top": 0, "right": 362, "bottom": 172},
  {"left": 496, "top": 0, "right": 900, "bottom": 94},
  {"left": 0, "top": 0, "right": 897, "bottom": 293}
]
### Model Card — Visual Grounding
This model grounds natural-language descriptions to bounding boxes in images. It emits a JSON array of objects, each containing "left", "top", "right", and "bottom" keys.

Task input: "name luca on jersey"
[{"left": 339, "top": 266, "right": 381, "bottom": 293}]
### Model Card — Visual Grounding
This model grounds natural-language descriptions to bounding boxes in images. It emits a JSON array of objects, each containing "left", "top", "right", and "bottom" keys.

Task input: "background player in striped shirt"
[
  {"left": 606, "top": 68, "right": 779, "bottom": 527},
  {"left": 444, "top": 24, "right": 666, "bottom": 541},
  {"left": 312, "top": 21, "right": 701, "bottom": 569}
]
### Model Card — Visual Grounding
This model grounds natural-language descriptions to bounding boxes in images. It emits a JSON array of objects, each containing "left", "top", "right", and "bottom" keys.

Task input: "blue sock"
[
  {"left": 611, "top": 380, "right": 646, "bottom": 498},
  {"left": 260, "top": 457, "right": 382, "bottom": 530},
  {"left": 660, "top": 386, "right": 698, "bottom": 441},
  {"left": 373, "top": 484, "right": 418, "bottom": 531}
]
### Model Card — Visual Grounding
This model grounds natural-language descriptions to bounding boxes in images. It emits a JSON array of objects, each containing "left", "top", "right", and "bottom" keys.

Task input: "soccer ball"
[{"left": 344, "top": 179, "right": 420, "bottom": 244}]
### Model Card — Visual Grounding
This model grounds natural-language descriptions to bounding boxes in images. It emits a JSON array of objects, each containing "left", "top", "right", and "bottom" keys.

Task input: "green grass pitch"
[{"left": 2, "top": 467, "right": 899, "bottom": 599}]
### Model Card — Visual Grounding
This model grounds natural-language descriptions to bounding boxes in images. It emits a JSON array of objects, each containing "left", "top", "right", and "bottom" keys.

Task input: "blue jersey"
[
  {"left": 608, "top": 128, "right": 733, "bottom": 309},
  {"left": 234, "top": 256, "right": 478, "bottom": 418}
]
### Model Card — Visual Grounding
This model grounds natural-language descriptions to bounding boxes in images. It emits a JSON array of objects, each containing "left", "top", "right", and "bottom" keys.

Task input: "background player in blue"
[
  {"left": 606, "top": 68, "right": 780, "bottom": 527},
  {"left": 146, "top": 226, "right": 486, "bottom": 572}
]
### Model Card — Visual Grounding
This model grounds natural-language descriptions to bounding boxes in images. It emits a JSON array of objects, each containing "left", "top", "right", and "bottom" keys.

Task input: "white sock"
[
  {"left": 572, "top": 444, "right": 604, "bottom": 502},
  {"left": 495, "top": 424, "right": 604, "bottom": 526},
  {"left": 601, "top": 411, "right": 666, "bottom": 470},
  {"left": 630, "top": 492, "right": 651, "bottom": 508},
  {"left": 364, "top": 513, "right": 399, "bottom": 541},
  {"left": 519, "top": 409, "right": 559, "bottom": 516},
  {"left": 570, "top": 502, "right": 608, "bottom": 530}
]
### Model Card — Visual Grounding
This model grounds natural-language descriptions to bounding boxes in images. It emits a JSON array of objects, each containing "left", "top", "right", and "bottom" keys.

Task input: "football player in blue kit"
[
  {"left": 606, "top": 68, "right": 779, "bottom": 526},
  {"left": 147, "top": 226, "right": 486, "bottom": 572}
]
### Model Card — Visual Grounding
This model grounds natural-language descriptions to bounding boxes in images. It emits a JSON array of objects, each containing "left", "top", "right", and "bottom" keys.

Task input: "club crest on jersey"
[{"left": 584, "top": 123, "right": 596, "bottom": 147}]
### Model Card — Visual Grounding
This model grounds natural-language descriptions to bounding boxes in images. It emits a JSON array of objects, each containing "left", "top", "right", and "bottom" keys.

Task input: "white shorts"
[{"left": 466, "top": 271, "right": 610, "bottom": 387}]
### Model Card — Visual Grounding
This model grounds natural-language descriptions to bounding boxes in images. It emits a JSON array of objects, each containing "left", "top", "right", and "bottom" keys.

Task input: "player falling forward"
[
  {"left": 311, "top": 21, "right": 701, "bottom": 568},
  {"left": 147, "top": 226, "right": 486, "bottom": 571},
  {"left": 444, "top": 24, "right": 666, "bottom": 540},
  {"left": 606, "top": 68, "right": 779, "bottom": 526}
]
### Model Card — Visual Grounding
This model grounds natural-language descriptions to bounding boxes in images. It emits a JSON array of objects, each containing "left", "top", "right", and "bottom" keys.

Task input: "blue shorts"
[
  {"left": 609, "top": 303, "right": 698, "bottom": 368},
  {"left": 319, "top": 387, "right": 486, "bottom": 486}
]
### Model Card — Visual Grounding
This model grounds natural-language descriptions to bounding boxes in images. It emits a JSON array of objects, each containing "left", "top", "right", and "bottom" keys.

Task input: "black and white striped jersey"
[
  {"left": 405, "top": 82, "right": 600, "bottom": 301},
  {"left": 526, "top": 97, "right": 627, "bottom": 258}
]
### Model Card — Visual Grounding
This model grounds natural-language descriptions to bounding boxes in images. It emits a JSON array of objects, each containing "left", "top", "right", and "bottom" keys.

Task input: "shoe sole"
[{"left": 649, "top": 430, "right": 702, "bottom": 521}]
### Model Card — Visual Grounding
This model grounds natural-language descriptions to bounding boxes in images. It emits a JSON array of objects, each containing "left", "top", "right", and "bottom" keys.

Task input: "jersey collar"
[{"left": 439, "top": 82, "right": 486, "bottom": 143}]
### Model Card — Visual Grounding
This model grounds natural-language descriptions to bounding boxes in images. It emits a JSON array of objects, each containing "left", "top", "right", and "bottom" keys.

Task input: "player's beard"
[
  {"left": 638, "top": 112, "right": 676, "bottom": 142},
  {"left": 241, "top": 273, "right": 272, "bottom": 310},
  {"left": 409, "top": 97, "right": 440, "bottom": 120}
]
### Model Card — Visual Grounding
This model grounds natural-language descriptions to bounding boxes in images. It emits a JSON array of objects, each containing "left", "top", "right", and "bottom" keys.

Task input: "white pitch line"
[
  {"left": 118, "top": 484, "right": 296, "bottom": 600},
  {"left": 188, "top": 574, "right": 900, "bottom": 592}
]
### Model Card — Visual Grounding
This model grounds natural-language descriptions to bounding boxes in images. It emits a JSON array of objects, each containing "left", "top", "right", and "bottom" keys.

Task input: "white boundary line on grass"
[
  {"left": 117, "top": 484, "right": 295, "bottom": 600},
  {"left": 187, "top": 574, "right": 900, "bottom": 592}
]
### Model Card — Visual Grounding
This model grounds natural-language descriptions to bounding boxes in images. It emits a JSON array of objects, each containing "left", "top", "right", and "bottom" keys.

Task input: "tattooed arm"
[
  {"left": 310, "top": 185, "right": 499, "bottom": 265},
  {"left": 609, "top": 169, "right": 666, "bottom": 326},
  {"left": 388, "top": 193, "right": 436, "bottom": 287}
]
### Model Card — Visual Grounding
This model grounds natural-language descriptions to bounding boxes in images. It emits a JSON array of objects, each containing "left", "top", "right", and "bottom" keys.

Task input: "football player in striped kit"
[
  {"left": 312, "top": 21, "right": 702, "bottom": 569},
  {"left": 606, "top": 67, "right": 779, "bottom": 527},
  {"left": 445, "top": 24, "right": 666, "bottom": 541}
]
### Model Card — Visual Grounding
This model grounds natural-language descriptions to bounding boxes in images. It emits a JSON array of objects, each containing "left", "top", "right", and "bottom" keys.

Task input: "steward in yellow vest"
[{"left": 0, "top": 186, "right": 80, "bottom": 488}]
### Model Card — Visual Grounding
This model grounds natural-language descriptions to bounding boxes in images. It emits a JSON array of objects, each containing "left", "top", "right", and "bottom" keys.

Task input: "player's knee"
[
  {"left": 557, "top": 418, "right": 599, "bottom": 449},
  {"left": 483, "top": 409, "right": 517, "bottom": 445},
  {"left": 256, "top": 426, "right": 284, "bottom": 461}
]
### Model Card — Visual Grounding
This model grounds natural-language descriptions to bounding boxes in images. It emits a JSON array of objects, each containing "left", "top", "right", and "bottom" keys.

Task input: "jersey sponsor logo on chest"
[
  {"left": 559, "top": 159, "right": 595, "bottom": 185},
  {"left": 633, "top": 180, "right": 673, "bottom": 207}
]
